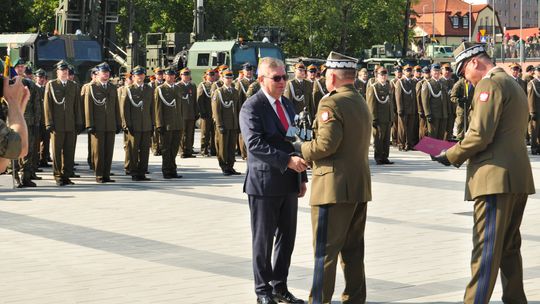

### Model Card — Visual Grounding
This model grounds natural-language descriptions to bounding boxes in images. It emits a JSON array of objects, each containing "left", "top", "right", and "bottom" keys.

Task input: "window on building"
[
  {"left": 452, "top": 15, "right": 460, "bottom": 28},
  {"left": 463, "top": 14, "right": 469, "bottom": 28}
]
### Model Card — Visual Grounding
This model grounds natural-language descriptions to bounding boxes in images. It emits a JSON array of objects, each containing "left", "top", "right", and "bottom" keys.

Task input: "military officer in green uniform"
[
  {"left": 422, "top": 64, "right": 448, "bottom": 140},
  {"left": 394, "top": 65, "right": 416, "bottom": 151},
  {"left": 198, "top": 68, "right": 216, "bottom": 157},
  {"left": 527, "top": 65, "right": 540, "bottom": 154},
  {"left": 44, "top": 60, "right": 83, "bottom": 186},
  {"left": 367, "top": 66, "right": 394, "bottom": 165},
  {"left": 177, "top": 67, "right": 197, "bottom": 158},
  {"left": 390, "top": 65, "right": 403, "bottom": 146},
  {"left": 450, "top": 77, "right": 474, "bottom": 140},
  {"left": 523, "top": 65, "right": 534, "bottom": 84},
  {"left": 246, "top": 81, "right": 261, "bottom": 98},
  {"left": 81, "top": 68, "right": 98, "bottom": 169},
  {"left": 306, "top": 64, "right": 318, "bottom": 82},
  {"left": 155, "top": 67, "right": 184, "bottom": 179},
  {"left": 235, "top": 63, "right": 256, "bottom": 159},
  {"left": 353, "top": 68, "right": 368, "bottom": 98},
  {"left": 299, "top": 51, "right": 372, "bottom": 304},
  {"left": 509, "top": 63, "right": 527, "bottom": 93},
  {"left": 435, "top": 42, "right": 535, "bottom": 304},
  {"left": 312, "top": 64, "right": 328, "bottom": 112},
  {"left": 150, "top": 67, "right": 165, "bottom": 156},
  {"left": 441, "top": 64, "right": 456, "bottom": 140},
  {"left": 284, "top": 63, "right": 314, "bottom": 116},
  {"left": 212, "top": 69, "right": 240, "bottom": 176},
  {"left": 84, "top": 62, "right": 121, "bottom": 183},
  {"left": 120, "top": 66, "right": 154, "bottom": 181},
  {"left": 0, "top": 76, "right": 29, "bottom": 173},
  {"left": 210, "top": 65, "right": 229, "bottom": 94},
  {"left": 34, "top": 69, "right": 51, "bottom": 168},
  {"left": 416, "top": 66, "right": 431, "bottom": 140}
]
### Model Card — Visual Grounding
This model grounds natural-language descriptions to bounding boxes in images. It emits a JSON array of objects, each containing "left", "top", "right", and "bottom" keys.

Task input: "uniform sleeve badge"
[
  {"left": 479, "top": 92, "right": 490, "bottom": 102},
  {"left": 320, "top": 111, "right": 330, "bottom": 122}
]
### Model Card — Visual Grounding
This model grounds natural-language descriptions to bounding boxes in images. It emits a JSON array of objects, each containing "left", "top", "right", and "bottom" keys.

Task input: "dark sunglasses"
[
  {"left": 244, "top": 67, "right": 253, "bottom": 71},
  {"left": 308, "top": 69, "right": 317, "bottom": 73},
  {"left": 378, "top": 71, "right": 388, "bottom": 75},
  {"left": 265, "top": 74, "right": 288, "bottom": 82},
  {"left": 181, "top": 72, "right": 191, "bottom": 76},
  {"left": 405, "top": 68, "right": 412, "bottom": 72}
]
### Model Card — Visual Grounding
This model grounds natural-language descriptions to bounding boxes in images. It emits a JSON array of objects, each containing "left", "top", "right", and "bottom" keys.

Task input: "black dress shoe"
[
  {"left": 31, "top": 174, "right": 42, "bottom": 180},
  {"left": 96, "top": 178, "right": 106, "bottom": 183},
  {"left": 163, "top": 173, "right": 183, "bottom": 179},
  {"left": 139, "top": 175, "right": 151, "bottom": 181},
  {"left": 70, "top": 173, "right": 81, "bottom": 178},
  {"left": 104, "top": 178, "right": 115, "bottom": 183},
  {"left": 222, "top": 170, "right": 232, "bottom": 176},
  {"left": 230, "top": 169, "right": 242, "bottom": 175},
  {"left": 64, "top": 178, "right": 75, "bottom": 185},
  {"left": 56, "top": 180, "right": 67, "bottom": 186},
  {"left": 18, "top": 179, "right": 37, "bottom": 188},
  {"left": 382, "top": 159, "right": 394, "bottom": 165},
  {"left": 257, "top": 296, "right": 278, "bottom": 304},
  {"left": 132, "top": 175, "right": 142, "bottom": 181},
  {"left": 272, "top": 291, "right": 304, "bottom": 303}
]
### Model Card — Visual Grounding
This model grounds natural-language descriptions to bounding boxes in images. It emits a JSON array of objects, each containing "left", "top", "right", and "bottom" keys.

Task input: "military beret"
[
  {"left": 238, "top": 70, "right": 244, "bottom": 75},
  {"left": 179, "top": 67, "right": 191, "bottom": 75},
  {"left": 222, "top": 69, "right": 234, "bottom": 78},
  {"left": 124, "top": 72, "right": 132, "bottom": 78},
  {"left": 132, "top": 65, "right": 146, "bottom": 75},
  {"left": 13, "top": 58, "right": 26, "bottom": 67},
  {"left": 431, "top": 64, "right": 441, "bottom": 71},
  {"left": 526, "top": 65, "right": 535, "bottom": 72},
  {"left": 24, "top": 66, "right": 33, "bottom": 74},
  {"left": 149, "top": 75, "right": 156, "bottom": 81},
  {"left": 294, "top": 63, "right": 306, "bottom": 70},
  {"left": 509, "top": 63, "right": 521, "bottom": 70},
  {"left": 325, "top": 51, "right": 358, "bottom": 70},
  {"left": 218, "top": 65, "right": 229, "bottom": 71},
  {"left": 376, "top": 66, "right": 388, "bottom": 74},
  {"left": 205, "top": 68, "right": 215, "bottom": 75},
  {"left": 422, "top": 66, "right": 431, "bottom": 73},
  {"left": 163, "top": 67, "right": 176, "bottom": 75},
  {"left": 403, "top": 64, "right": 412, "bottom": 71},
  {"left": 242, "top": 62, "right": 253, "bottom": 70},
  {"left": 307, "top": 65, "right": 318, "bottom": 72},
  {"left": 414, "top": 65, "right": 422, "bottom": 71},
  {"left": 96, "top": 62, "right": 111, "bottom": 72},
  {"left": 394, "top": 66, "right": 403, "bottom": 72},
  {"left": 55, "top": 60, "right": 69, "bottom": 70},
  {"left": 35, "top": 68, "right": 46, "bottom": 77},
  {"left": 453, "top": 42, "right": 487, "bottom": 75},
  {"left": 154, "top": 67, "right": 164, "bottom": 73}
]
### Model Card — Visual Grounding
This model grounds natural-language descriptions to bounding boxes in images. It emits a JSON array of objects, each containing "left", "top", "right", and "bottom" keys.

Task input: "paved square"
[{"left": 1, "top": 132, "right": 539, "bottom": 303}]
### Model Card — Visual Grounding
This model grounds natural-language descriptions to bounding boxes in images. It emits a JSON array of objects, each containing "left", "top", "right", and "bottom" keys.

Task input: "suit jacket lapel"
[{"left": 258, "top": 90, "right": 286, "bottom": 134}]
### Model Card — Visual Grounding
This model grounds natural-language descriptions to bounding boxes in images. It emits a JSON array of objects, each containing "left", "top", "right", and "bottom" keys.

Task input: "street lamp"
[{"left": 423, "top": 4, "right": 428, "bottom": 52}]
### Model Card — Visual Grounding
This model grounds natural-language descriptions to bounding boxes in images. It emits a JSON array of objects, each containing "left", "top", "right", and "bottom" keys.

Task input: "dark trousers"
[
  {"left": 39, "top": 125, "right": 51, "bottom": 163},
  {"left": 180, "top": 119, "right": 196, "bottom": 156},
  {"left": 215, "top": 128, "right": 237, "bottom": 171},
  {"left": 397, "top": 114, "right": 415, "bottom": 150},
  {"left": 200, "top": 117, "right": 216, "bottom": 155},
  {"left": 126, "top": 131, "right": 151, "bottom": 176},
  {"left": 161, "top": 130, "right": 181, "bottom": 175},
  {"left": 464, "top": 194, "right": 528, "bottom": 304},
  {"left": 427, "top": 118, "right": 447, "bottom": 140},
  {"left": 151, "top": 128, "right": 162, "bottom": 154},
  {"left": 373, "top": 122, "right": 390, "bottom": 162},
  {"left": 530, "top": 120, "right": 540, "bottom": 153},
  {"left": 51, "top": 131, "right": 75, "bottom": 180},
  {"left": 18, "top": 125, "right": 36, "bottom": 181},
  {"left": 310, "top": 203, "right": 367, "bottom": 304},
  {"left": 91, "top": 131, "right": 115, "bottom": 179},
  {"left": 249, "top": 194, "right": 298, "bottom": 297},
  {"left": 418, "top": 115, "right": 427, "bottom": 141}
]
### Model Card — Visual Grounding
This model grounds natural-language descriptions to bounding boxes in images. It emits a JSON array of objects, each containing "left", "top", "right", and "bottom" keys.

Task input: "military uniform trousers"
[
  {"left": 87, "top": 133, "right": 93, "bottom": 169},
  {"left": 446, "top": 104, "right": 457, "bottom": 140},
  {"left": 418, "top": 115, "right": 428, "bottom": 140},
  {"left": 91, "top": 131, "right": 115, "bottom": 179},
  {"left": 455, "top": 106, "right": 470, "bottom": 140},
  {"left": 125, "top": 131, "right": 151, "bottom": 177},
  {"left": 161, "top": 130, "right": 181, "bottom": 176},
  {"left": 200, "top": 117, "right": 216, "bottom": 155},
  {"left": 249, "top": 193, "right": 298, "bottom": 297},
  {"left": 530, "top": 118, "right": 540, "bottom": 153},
  {"left": 310, "top": 202, "right": 367, "bottom": 304},
  {"left": 427, "top": 118, "right": 447, "bottom": 140},
  {"left": 51, "top": 131, "right": 76, "bottom": 181},
  {"left": 373, "top": 123, "right": 391, "bottom": 162},
  {"left": 238, "top": 132, "right": 247, "bottom": 159},
  {"left": 18, "top": 126, "right": 37, "bottom": 181},
  {"left": 152, "top": 129, "right": 163, "bottom": 155},
  {"left": 180, "top": 119, "right": 196, "bottom": 156},
  {"left": 398, "top": 114, "right": 415, "bottom": 150},
  {"left": 464, "top": 193, "right": 528, "bottom": 304},
  {"left": 215, "top": 128, "right": 237, "bottom": 171},
  {"left": 391, "top": 116, "right": 398, "bottom": 146},
  {"left": 39, "top": 124, "right": 51, "bottom": 164},
  {"left": 32, "top": 126, "right": 41, "bottom": 172}
]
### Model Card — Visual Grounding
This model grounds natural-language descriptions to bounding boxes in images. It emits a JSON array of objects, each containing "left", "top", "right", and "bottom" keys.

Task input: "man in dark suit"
[{"left": 240, "top": 57, "right": 308, "bottom": 304}]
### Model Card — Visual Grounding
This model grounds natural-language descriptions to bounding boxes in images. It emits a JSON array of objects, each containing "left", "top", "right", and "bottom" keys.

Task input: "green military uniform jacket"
[
  {"left": 177, "top": 81, "right": 197, "bottom": 120},
  {"left": 246, "top": 81, "right": 261, "bottom": 98},
  {"left": 22, "top": 78, "right": 41, "bottom": 127},
  {"left": 394, "top": 77, "right": 416, "bottom": 115},
  {"left": 211, "top": 85, "right": 239, "bottom": 130},
  {"left": 446, "top": 67, "right": 535, "bottom": 200},
  {"left": 44, "top": 79, "right": 83, "bottom": 132},
  {"left": 210, "top": 79, "right": 224, "bottom": 94},
  {"left": 415, "top": 77, "right": 428, "bottom": 115},
  {"left": 0, "top": 119, "right": 22, "bottom": 159},
  {"left": 366, "top": 81, "right": 394, "bottom": 123},
  {"left": 35, "top": 83, "right": 46, "bottom": 127},
  {"left": 154, "top": 82, "right": 184, "bottom": 131},
  {"left": 450, "top": 78, "right": 474, "bottom": 109},
  {"left": 197, "top": 81, "right": 213, "bottom": 119},
  {"left": 513, "top": 76, "right": 527, "bottom": 94},
  {"left": 301, "top": 84, "right": 372, "bottom": 205},
  {"left": 84, "top": 81, "right": 121, "bottom": 131},
  {"left": 353, "top": 78, "right": 368, "bottom": 98},
  {"left": 421, "top": 78, "right": 448, "bottom": 119},
  {"left": 523, "top": 74, "right": 534, "bottom": 84},
  {"left": 119, "top": 83, "right": 154, "bottom": 132},
  {"left": 313, "top": 77, "right": 328, "bottom": 114},
  {"left": 441, "top": 77, "right": 456, "bottom": 113},
  {"left": 528, "top": 78, "right": 540, "bottom": 116},
  {"left": 235, "top": 77, "right": 256, "bottom": 105},
  {"left": 284, "top": 78, "right": 313, "bottom": 114}
]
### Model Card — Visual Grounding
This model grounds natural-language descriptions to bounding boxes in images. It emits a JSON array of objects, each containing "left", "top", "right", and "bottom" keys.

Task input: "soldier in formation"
[
  {"left": 151, "top": 67, "right": 165, "bottom": 156},
  {"left": 367, "top": 66, "right": 394, "bottom": 165},
  {"left": 312, "top": 64, "right": 328, "bottom": 113},
  {"left": 421, "top": 64, "right": 448, "bottom": 140},
  {"left": 441, "top": 64, "right": 455, "bottom": 140},
  {"left": 353, "top": 68, "right": 369, "bottom": 98},
  {"left": 451, "top": 76, "right": 474, "bottom": 141},
  {"left": 177, "top": 68, "right": 197, "bottom": 158},
  {"left": 198, "top": 68, "right": 216, "bottom": 157},
  {"left": 527, "top": 65, "right": 540, "bottom": 154},
  {"left": 284, "top": 63, "right": 313, "bottom": 117},
  {"left": 394, "top": 64, "right": 416, "bottom": 151},
  {"left": 235, "top": 63, "right": 256, "bottom": 160}
]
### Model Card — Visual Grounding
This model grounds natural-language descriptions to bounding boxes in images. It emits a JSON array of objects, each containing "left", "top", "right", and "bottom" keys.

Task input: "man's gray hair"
[{"left": 258, "top": 57, "right": 285, "bottom": 76}]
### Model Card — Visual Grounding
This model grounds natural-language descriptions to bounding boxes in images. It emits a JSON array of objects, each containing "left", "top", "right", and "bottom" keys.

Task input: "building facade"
[{"left": 468, "top": 0, "right": 538, "bottom": 28}]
